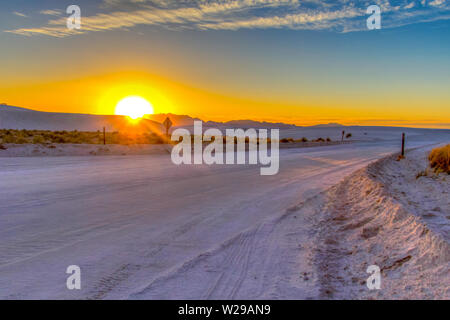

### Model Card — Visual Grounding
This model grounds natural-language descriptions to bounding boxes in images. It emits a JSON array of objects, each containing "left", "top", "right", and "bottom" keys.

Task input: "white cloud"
[
  {"left": 198, "top": 7, "right": 361, "bottom": 31},
  {"left": 5, "top": 0, "right": 450, "bottom": 37},
  {"left": 429, "top": 0, "right": 445, "bottom": 7},
  {"left": 13, "top": 11, "right": 28, "bottom": 18},
  {"left": 40, "top": 9, "right": 63, "bottom": 16}
]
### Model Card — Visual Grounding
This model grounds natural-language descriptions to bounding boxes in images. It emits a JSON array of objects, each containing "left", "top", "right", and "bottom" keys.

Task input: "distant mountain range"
[
  {"left": 0, "top": 105, "right": 344, "bottom": 132},
  {"left": 147, "top": 113, "right": 344, "bottom": 129},
  {"left": 309, "top": 122, "right": 344, "bottom": 128},
  {"left": 146, "top": 113, "right": 301, "bottom": 129}
]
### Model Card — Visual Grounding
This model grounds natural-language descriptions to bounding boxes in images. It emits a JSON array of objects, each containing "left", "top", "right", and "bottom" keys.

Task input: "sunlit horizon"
[{"left": 115, "top": 96, "right": 154, "bottom": 120}]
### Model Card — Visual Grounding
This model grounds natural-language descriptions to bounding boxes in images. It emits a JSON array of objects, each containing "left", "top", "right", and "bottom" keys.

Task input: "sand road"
[{"left": 0, "top": 137, "right": 447, "bottom": 299}]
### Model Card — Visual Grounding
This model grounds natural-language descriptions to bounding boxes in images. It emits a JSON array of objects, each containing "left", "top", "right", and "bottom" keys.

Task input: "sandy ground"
[
  {"left": 312, "top": 146, "right": 449, "bottom": 299},
  {"left": 127, "top": 145, "right": 449, "bottom": 300},
  {"left": 0, "top": 141, "right": 352, "bottom": 158},
  {"left": 0, "top": 133, "right": 448, "bottom": 299}
]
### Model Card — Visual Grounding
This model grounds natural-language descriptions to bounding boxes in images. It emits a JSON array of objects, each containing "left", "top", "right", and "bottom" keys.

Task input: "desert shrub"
[
  {"left": 142, "top": 132, "right": 164, "bottom": 144},
  {"left": 315, "top": 137, "right": 325, "bottom": 142},
  {"left": 220, "top": 136, "right": 259, "bottom": 145},
  {"left": 0, "top": 144, "right": 6, "bottom": 150},
  {"left": 326, "top": 137, "right": 331, "bottom": 142},
  {"left": 1, "top": 135, "right": 15, "bottom": 143},
  {"left": 346, "top": 133, "right": 352, "bottom": 139},
  {"left": 280, "top": 138, "right": 294, "bottom": 143},
  {"left": 32, "top": 135, "right": 46, "bottom": 144},
  {"left": 15, "top": 137, "right": 28, "bottom": 144},
  {"left": 0, "top": 129, "right": 166, "bottom": 145},
  {"left": 53, "top": 134, "right": 67, "bottom": 143},
  {"left": 25, "top": 130, "right": 35, "bottom": 137},
  {"left": 429, "top": 144, "right": 450, "bottom": 174}
]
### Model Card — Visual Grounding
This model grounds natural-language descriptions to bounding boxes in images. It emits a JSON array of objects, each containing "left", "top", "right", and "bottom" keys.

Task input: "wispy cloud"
[
  {"left": 429, "top": 0, "right": 446, "bottom": 7},
  {"left": 40, "top": 9, "right": 63, "bottom": 16},
  {"left": 5, "top": 0, "right": 450, "bottom": 37},
  {"left": 13, "top": 11, "right": 28, "bottom": 18}
]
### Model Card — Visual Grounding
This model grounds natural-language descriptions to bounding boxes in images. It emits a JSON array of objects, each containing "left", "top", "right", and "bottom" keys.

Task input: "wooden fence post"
[
  {"left": 103, "top": 127, "right": 106, "bottom": 145},
  {"left": 401, "top": 133, "right": 405, "bottom": 156}
]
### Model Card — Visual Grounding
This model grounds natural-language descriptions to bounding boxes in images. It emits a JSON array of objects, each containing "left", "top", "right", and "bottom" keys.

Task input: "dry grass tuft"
[
  {"left": 429, "top": 144, "right": 450, "bottom": 174},
  {"left": 416, "top": 169, "right": 428, "bottom": 179}
]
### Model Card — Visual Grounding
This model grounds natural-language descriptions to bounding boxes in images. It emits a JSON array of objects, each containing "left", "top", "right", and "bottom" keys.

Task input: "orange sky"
[{"left": 1, "top": 71, "right": 449, "bottom": 128}]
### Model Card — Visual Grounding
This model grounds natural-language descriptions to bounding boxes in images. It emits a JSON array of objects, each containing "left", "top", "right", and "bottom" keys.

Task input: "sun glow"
[{"left": 115, "top": 96, "right": 154, "bottom": 119}]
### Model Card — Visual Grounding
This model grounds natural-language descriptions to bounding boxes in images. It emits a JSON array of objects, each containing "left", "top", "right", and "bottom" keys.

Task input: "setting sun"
[{"left": 115, "top": 96, "right": 154, "bottom": 119}]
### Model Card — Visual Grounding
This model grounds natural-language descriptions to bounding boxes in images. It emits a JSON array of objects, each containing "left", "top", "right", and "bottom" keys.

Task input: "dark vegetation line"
[{"left": 0, "top": 129, "right": 353, "bottom": 149}]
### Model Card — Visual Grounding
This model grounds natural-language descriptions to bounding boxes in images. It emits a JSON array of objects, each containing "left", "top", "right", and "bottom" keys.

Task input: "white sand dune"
[
  {"left": 312, "top": 146, "right": 449, "bottom": 299},
  {"left": 164, "top": 122, "right": 450, "bottom": 141}
]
